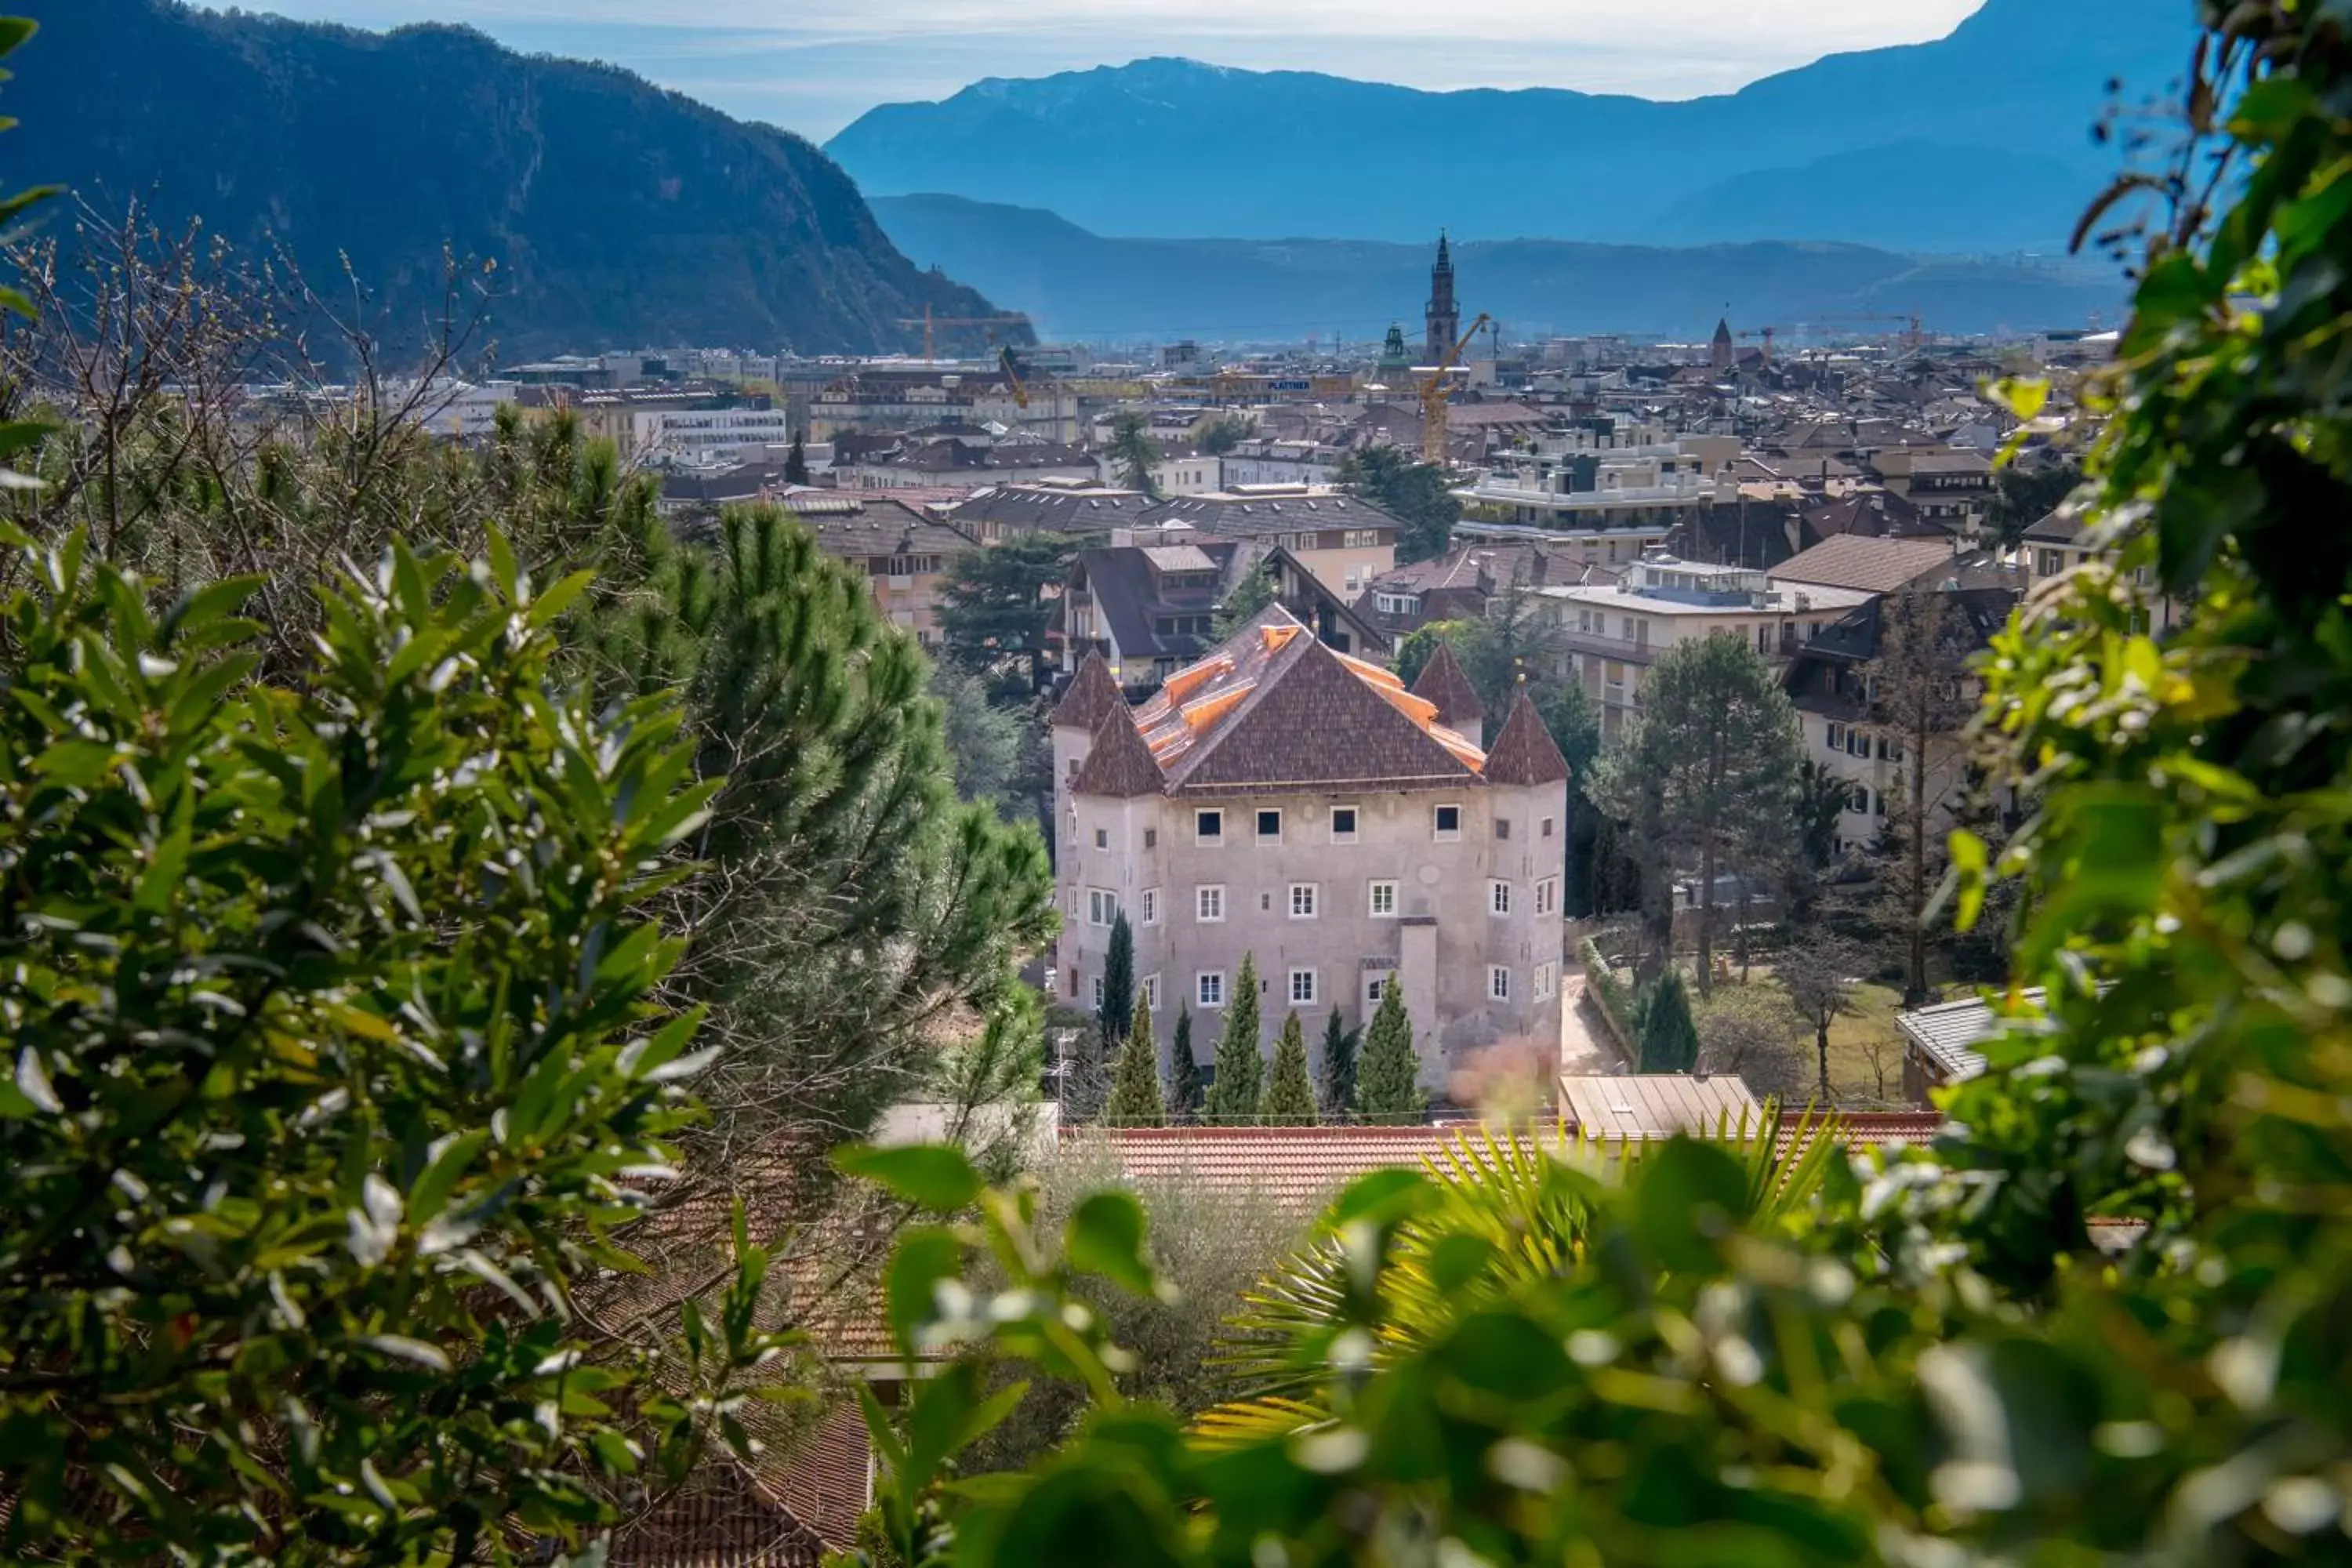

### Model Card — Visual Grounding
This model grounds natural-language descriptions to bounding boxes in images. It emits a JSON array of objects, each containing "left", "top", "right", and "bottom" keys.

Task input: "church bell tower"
[{"left": 1425, "top": 232, "right": 1460, "bottom": 363}]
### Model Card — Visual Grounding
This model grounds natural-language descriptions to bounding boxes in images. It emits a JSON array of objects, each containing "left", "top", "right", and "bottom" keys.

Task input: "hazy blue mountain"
[
  {"left": 12, "top": 0, "right": 1025, "bottom": 360},
  {"left": 831, "top": 0, "right": 2192, "bottom": 249},
  {"left": 869, "top": 194, "right": 2129, "bottom": 342},
  {"left": 1642, "top": 141, "right": 2100, "bottom": 252}
]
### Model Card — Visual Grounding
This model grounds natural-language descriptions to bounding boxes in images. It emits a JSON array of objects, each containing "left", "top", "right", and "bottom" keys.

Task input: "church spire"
[{"left": 1425, "top": 230, "right": 1461, "bottom": 363}]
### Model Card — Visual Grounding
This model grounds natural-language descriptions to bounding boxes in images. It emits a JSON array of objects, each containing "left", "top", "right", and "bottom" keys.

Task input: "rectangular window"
[
  {"left": 1144, "top": 828, "right": 1158, "bottom": 849},
  {"left": 1489, "top": 966, "right": 1512, "bottom": 1002},
  {"left": 1087, "top": 889, "right": 1118, "bottom": 927},
  {"left": 1195, "top": 808, "right": 1223, "bottom": 844},
  {"left": 1369, "top": 880, "right": 1399, "bottom": 918},
  {"left": 1534, "top": 877, "right": 1558, "bottom": 916},
  {"left": 1874, "top": 790, "right": 1889, "bottom": 818},
  {"left": 1197, "top": 971, "right": 1226, "bottom": 1008},
  {"left": 1092, "top": 975, "right": 1105, "bottom": 1007},
  {"left": 1849, "top": 730, "right": 1870, "bottom": 758},
  {"left": 1256, "top": 808, "right": 1283, "bottom": 842},
  {"left": 1825, "top": 721, "right": 1847, "bottom": 752},
  {"left": 1196, "top": 884, "right": 1225, "bottom": 923},
  {"left": 1541, "top": 815, "right": 1556, "bottom": 839},
  {"left": 1289, "top": 883, "right": 1319, "bottom": 919},
  {"left": 1367, "top": 976, "right": 1387, "bottom": 1003},
  {"left": 1330, "top": 805, "right": 1359, "bottom": 843},
  {"left": 1434, "top": 804, "right": 1462, "bottom": 841},
  {"left": 1094, "top": 828, "right": 1109, "bottom": 850},
  {"left": 1490, "top": 880, "right": 1512, "bottom": 917},
  {"left": 1534, "top": 961, "right": 1558, "bottom": 1000},
  {"left": 1141, "top": 887, "right": 1160, "bottom": 926},
  {"left": 1288, "top": 968, "right": 1318, "bottom": 1005},
  {"left": 1495, "top": 818, "right": 1512, "bottom": 841}
]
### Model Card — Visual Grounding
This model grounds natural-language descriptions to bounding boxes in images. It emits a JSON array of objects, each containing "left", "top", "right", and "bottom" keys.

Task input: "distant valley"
[{"left": 870, "top": 195, "right": 2129, "bottom": 343}]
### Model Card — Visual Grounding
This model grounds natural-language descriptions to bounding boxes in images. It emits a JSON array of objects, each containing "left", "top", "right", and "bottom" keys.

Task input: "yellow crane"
[
  {"left": 998, "top": 346, "right": 1029, "bottom": 408},
  {"left": 1419, "top": 310, "right": 1492, "bottom": 466},
  {"left": 891, "top": 304, "right": 1032, "bottom": 365}
]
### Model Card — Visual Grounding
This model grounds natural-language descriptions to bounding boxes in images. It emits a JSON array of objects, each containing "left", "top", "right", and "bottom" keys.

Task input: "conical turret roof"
[
  {"left": 1483, "top": 687, "right": 1570, "bottom": 787},
  {"left": 1408, "top": 641, "right": 1484, "bottom": 735},
  {"left": 1051, "top": 652, "right": 1123, "bottom": 731},
  {"left": 1071, "top": 700, "right": 1165, "bottom": 798}
]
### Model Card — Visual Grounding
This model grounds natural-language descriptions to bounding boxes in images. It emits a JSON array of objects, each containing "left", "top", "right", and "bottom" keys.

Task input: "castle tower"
[{"left": 1425, "top": 233, "right": 1460, "bottom": 363}]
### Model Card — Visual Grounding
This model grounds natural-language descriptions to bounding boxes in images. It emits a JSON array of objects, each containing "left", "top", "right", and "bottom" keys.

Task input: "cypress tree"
[
  {"left": 1097, "top": 913, "right": 1135, "bottom": 1051},
  {"left": 1203, "top": 953, "right": 1262, "bottom": 1124},
  {"left": 1637, "top": 968, "right": 1701, "bottom": 1074},
  {"left": 1356, "top": 978, "right": 1426, "bottom": 1124},
  {"left": 1319, "top": 1009, "right": 1358, "bottom": 1120},
  {"left": 1264, "top": 1011, "right": 1318, "bottom": 1125},
  {"left": 1167, "top": 1004, "right": 1201, "bottom": 1120},
  {"left": 1104, "top": 996, "right": 1166, "bottom": 1127},
  {"left": 783, "top": 433, "right": 811, "bottom": 485}
]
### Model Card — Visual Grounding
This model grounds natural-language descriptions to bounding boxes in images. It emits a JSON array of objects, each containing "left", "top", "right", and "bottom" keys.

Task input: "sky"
[{"left": 223, "top": 1, "right": 1986, "bottom": 142}]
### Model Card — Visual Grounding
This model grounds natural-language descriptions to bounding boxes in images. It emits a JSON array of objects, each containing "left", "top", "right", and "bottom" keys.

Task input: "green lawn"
[{"left": 1702, "top": 966, "right": 1914, "bottom": 1107}]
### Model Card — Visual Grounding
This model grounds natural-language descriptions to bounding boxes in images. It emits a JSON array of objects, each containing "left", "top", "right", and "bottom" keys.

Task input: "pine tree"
[
  {"left": 1104, "top": 996, "right": 1166, "bottom": 1127},
  {"left": 1167, "top": 1004, "right": 1202, "bottom": 1120},
  {"left": 783, "top": 433, "right": 811, "bottom": 485},
  {"left": 1263, "top": 1011, "right": 1319, "bottom": 1125},
  {"left": 1356, "top": 978, "right": 1425, "bottom": 1124},
  {"left": 1097, "top": 913, "right": 1135, "bottom": 1051},
  {"left": 1319, "top": 1009, "right": 1358, "bottom": 1120},
  {"left": 1637, "top": 968, "right": 1701, "bottom": 1074},
  {"left": 1203, "top": 953, "right": 1263, "bottom": 1124}
]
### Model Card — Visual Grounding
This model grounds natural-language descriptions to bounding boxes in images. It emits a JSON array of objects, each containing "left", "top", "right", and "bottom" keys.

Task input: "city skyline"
[{"left": 204, "top": 0, "right": 1984, "bottom": 140}]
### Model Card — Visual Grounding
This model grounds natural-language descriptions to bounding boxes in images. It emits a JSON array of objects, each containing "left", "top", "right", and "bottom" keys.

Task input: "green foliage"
[
  {"left": 1985, "top": 455, "right": 2082, "bottom": 548},
  {"left": 1208, "top": 554, "right": 1279, "bottom": 641},
  {"left": 590, "top": 503, "right": 1057, "bottom": 1169},
  {"left": 1354, "top": 978, "right": 1424, "bottom": 1124},
  {"left": 1692, "top": 980, "right": 1808, "bottom": 1099},
  {"left": 1332, "top": 444, "right": 1459, "bottom": 563},
  {"left": 1261, "top": 1011, "right": 1318, "bottom": 1125},
  {"left": 1577, "top": 936, "right": 1637, "bottom": 1054},
  {"left": 927, "top": 659, "right": 1027, "bottom": 812},
  {"left": 1096, "top": 912, "right": 1135, "bottom": 1051},
  {"left": 1166, "top": 1004, "right": 1201, "bottom": 1120},
  {"left": 783, "top": 432, "right": 811, "bottom": 486},
  {"left": 1201, "top": 953, "right": 1261, "bottom": 1124},
  {"left": 1316, "top": 1008, "right": 1358, "bottom": 1119},
  {"left": 1589, "top": 632, "right": 1806, "bottom": 986},
  {"left": 1106, "top": 412, "right": 1162, "bottom": 495},
  {"left": 1635, "top": 967, "right": 1700, "bottom": 1073},
  {"left": 0, "top": 531, "right": 786, "bottom": 1562},
  {"left": 1103, "top": 996, "right": 1166, "bottom": 1127},
  {"left": 1196, "top": 414, "right": 1252, "bottom": 455},
  {"left": 936, "top": 534, "right": 1083, "bottom": 681}
]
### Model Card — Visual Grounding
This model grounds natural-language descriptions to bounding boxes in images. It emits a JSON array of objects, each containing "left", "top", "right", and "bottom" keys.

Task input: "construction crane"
[
  {"left": 1419, "top": 310, "right": 1492, "bottom": 466},
  {"left": 1801, "top": 310, "right": 1926, "bottom": 351},
  {"left": 998, "top": 346, "right": 1030, "bottom": 408},
  {"left": 891, "top": 304, "right": 1033, "bottom": 365}
]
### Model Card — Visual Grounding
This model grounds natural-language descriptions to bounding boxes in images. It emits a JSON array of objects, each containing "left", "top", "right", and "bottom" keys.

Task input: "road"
[{"left": 1559, "top": 975, "right": 1624, "bottom": 1076}]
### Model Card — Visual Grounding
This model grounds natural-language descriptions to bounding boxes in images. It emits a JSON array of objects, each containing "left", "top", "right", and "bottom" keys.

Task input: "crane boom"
[{"left": 1419, "top": 310, "right": 1493, "bottom": 466}]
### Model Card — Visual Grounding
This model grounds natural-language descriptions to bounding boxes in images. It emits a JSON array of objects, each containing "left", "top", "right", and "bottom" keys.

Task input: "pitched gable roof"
[
  {"left": 1051, "top": 652, "right": 1124, "bottom": 731},
  {"left": 1483, "top": 688, "right": 1570, "bottom": 788},
  {"left": 1145, "top": 615, "right": 1486, "bottom": 797},
  {"left": 1772, "top": 533, "right": 1957, "bottom": 594},
  {"left": 1071, "top": 699, "right": 1166, "bottom": 798},
  {"left": 1410, "top": 640, "right": 1485, "bottom": 733}
]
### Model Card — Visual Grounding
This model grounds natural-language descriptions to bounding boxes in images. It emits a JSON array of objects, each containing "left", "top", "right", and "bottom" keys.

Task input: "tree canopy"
[{"left": 1333, "top": 444, "right": 1459, "bottom": 563}]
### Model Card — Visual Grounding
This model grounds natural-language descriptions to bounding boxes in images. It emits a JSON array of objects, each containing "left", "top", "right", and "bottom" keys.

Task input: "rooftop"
[
  {"left": 1770, "top": 533, "right": 1960, "bottom": 595},
  {"left": 1895, "top": 989, "right": 2051, "bottom": 1083}
]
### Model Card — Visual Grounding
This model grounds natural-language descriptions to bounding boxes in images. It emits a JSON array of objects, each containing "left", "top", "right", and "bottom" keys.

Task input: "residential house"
[
  {"left": 782, "top": 494, "right": 975, "bottom": 650},
  {"left": 1863, "top": 446, "right": 1994, "bottom": 532},
  {"left": 2017, "top": 508, "right": 2188, "bottom": 637},
  {"left": 1062, "top": 538, "right": 1390, "bottom": 691},
  {"left": 1535, "top": 553, "right": 1874, "bottom": 737},
  {"left": 1142, "top": 488, "right": 1402, "bottom": 603},
  {"left": 1779, "top": 586, "right": 2017, "bottom": 854},
  {"left": 1051, "top": 615, "right": 1572, "bottom": 1092}
]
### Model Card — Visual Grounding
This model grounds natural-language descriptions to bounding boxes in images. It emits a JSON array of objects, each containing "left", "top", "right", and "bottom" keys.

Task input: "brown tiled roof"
[
  {"left": 1482, "top": 689, "right": 1570, "bottom": 788},
  {"left": 1773, "top": 533, "right": 1955, "bottom": 594},
  {"left": 1149, "top": 615, "right": 1486, "bottom": 797},
  {"left": 1074, "top": 1124, "right": 1464, "bottom": 1214},
  {"left": 608, "top": 1464, "right": 829, "bottom": 1566},
  {"left": 1051, "top": 652, "right": 1125, "bottom": 731},
  {"left": 1071, "top": 699, "right": 1165, "bottom": 797},
  {"left": 1408, "top": 640, "right": 1485, "bottom": 733}
]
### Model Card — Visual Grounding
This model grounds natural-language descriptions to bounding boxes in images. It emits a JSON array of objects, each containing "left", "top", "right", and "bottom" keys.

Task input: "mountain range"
[
  {"left": 869, "top": 195, "right": 2128, "bottom": 343},
  {"left": 829, "top": 0, "right": 2194, "bottom": 253},
  {"left": 9, "top": 0, "right": 1023, "bottom": 361}
]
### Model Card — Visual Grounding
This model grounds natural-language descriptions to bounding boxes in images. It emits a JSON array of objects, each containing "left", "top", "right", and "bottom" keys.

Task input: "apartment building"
[
  {"left": 786, "top": 494, "right": 976, "bottom": 650},
  {"left": 1052, "top": 611, "right": 1571, "bottom": 1094},
  {"left": 1535, "top": 553, "right": 1872, "bottom": 736}
]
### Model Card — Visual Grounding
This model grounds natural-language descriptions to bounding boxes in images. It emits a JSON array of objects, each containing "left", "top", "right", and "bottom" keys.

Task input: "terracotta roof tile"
[
  {"left": 1482, "top": 688, "right": 1570, "bottom": 788},
  {"left": 1409, "top": 640, "right": 1486, "bottom": 733},
  {"left": 1051, "top": 652, "right": 1125, "bottom": 731}
]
